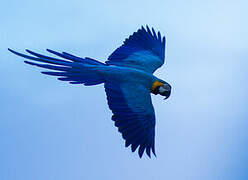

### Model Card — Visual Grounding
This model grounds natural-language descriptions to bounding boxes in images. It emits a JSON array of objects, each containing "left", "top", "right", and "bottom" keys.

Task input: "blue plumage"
[
  {"left": 8, "top": 25, "right": 171, "bottom": 158},
  {"left": 8, "top": 48, "right": 106, "bottom": 85},
  {"left": 106, "top": 25, "right": 165, "bottom": 73}
]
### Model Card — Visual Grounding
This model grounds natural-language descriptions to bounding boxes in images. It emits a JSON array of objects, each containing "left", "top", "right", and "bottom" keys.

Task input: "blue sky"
[{"left": 1, "top": 0, "right": 248, "bottom": 179}]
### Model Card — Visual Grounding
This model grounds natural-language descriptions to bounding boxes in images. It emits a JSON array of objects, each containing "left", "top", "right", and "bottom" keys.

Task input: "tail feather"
[
  {"left": 8, "top": 48, "right": 107, "bottom": 86},
  {"left": 46, "top": 49, "right": 84, "bottom": 62}
]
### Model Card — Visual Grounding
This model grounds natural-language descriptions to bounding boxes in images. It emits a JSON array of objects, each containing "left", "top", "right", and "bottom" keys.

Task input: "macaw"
[{"left": 8, "top": 25, "right": 171, "bottom": 158}]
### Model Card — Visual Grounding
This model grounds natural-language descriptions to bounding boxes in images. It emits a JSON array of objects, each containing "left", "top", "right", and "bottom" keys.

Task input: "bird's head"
[{"left": 151, "top": 80, "right": 171, "bottom": 99}]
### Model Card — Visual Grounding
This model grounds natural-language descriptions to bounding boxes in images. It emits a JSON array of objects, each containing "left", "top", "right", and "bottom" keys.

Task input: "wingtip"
[
  {"left": 162, "top": 36, "right": 166, "bottom": 47},
  {"left": 24, "top": 60, "right": 35, "bottom": 65},
  {"left": 46, "top": 48, "right": 59, "bottom": 55},
  {"left": 138, "top": 145, "right": 146, "bottom": 158},
  {"left": 152, "top": 147, "right": 157, "bottom": 157},
  {"left": 152, "top": 27, "right": 157, "bottom": 39},
  {"left": 125, "top": 140, "right": 131, "bottom": 148},
  {"left": 25, "top": 49, "right": 31, "bottom": 53},
  {"left": 8, "top": 48, "right": 24, "bottom": 57},
  {"left": 146, "top": 152, "right": 151, "bottom": 159},
  {"left": 158, "top": 31, "right": 161, "bottom": 41},
  {"left": 25, "top": 49, "right": 35, "bottom": 55},
  {"left": 8, "top": 48, "right": 15, "bottom": 54},
  {"left": 138, "top": 147, "right": 144, "bottom": 158},
  {"left": 138, "top": 150, "right": 144, "bottom": 158},
  {"left": 131, "top": 144, "right": 138, "bottom": 153},
  {"left": 146, "top": 147, "right": 151, "bottom": 158}
]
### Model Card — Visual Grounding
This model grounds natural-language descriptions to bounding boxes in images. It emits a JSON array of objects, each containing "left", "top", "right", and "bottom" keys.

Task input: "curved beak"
[
  {"left": 163, "top": 90, "right": 171, "bottom": 100},
  {"left": 161, "top": 83, "right": 171, "bottom": 100}
]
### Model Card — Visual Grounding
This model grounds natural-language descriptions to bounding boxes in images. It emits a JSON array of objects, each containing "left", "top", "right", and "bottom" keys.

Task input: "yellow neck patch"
[{"left": 151, "top": 80, "right": 163, "bottom": 91}]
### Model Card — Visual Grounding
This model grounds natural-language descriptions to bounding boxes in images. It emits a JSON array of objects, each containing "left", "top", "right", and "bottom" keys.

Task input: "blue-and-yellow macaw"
[{"left": 8, "top": 25, "right": 171, "bottom": 158}]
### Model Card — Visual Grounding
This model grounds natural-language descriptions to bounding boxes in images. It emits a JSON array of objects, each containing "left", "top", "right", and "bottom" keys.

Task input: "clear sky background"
[{"left": 1, "top": 0, "right": 248, "bottom": 179}]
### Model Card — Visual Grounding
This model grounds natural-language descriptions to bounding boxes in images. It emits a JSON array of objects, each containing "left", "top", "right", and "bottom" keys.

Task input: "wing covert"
[
  {"left": 106, "top": 25, "right": 166, "bottom": 73},
  {"left": 104, "top": 82, "right": 156, "bottom": 158}
]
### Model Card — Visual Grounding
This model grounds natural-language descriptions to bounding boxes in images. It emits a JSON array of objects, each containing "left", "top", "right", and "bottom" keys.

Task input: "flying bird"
[{"left": 8, "top": 25, "right": 171, "bottom": 158}]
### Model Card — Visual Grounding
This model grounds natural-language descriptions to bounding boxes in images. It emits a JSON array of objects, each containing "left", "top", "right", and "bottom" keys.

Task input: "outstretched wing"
[
  {"left": 105, "top": 82, "right": 156, "bottom": 158},
  {"left": 106, "top": 25, "right": 166, "bottom": 73}
]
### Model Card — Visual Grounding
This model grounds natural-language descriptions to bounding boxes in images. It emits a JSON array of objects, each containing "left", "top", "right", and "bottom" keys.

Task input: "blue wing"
[
  {"left": 106, "top": 25, "right": 166, "bottom": 73},
  {"left": 105, "top": 82, "right": 156, "bottom": 158},
  {"left": 8, "top": 48, "right": 106, "bottom": 85}
]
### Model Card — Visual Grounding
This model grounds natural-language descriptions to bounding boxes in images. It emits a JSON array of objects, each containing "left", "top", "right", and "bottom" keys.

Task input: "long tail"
[{"left": 8, "top": 48, "right": 107, "bottom": 86}]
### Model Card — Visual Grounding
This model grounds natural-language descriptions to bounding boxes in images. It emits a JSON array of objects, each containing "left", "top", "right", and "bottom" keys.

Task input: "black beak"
[{"left": 163, "top": 90, "right": 171, "bottom": 100}]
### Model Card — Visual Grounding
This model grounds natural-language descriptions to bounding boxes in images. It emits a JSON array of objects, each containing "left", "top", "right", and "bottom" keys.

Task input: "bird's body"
[
  {"left": 9, "top": 25, "right": 171, "bottom": 158},
  {"left": 98, "top": 65, "right": 159, "bottom": 86}
]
